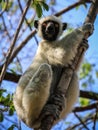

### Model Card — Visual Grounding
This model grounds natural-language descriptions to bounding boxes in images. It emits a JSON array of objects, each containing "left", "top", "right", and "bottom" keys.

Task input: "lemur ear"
[
  {"left": 63, "top": 23, "right": 67, "bottom": 30},
  {"left": 34, "top": 20, "right": 39, "bottom": 28}
]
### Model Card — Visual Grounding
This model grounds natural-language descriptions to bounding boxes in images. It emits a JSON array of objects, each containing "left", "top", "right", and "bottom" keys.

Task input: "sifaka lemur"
[{"left": 13, "top": 15, "right": 93, "bottom": 129}]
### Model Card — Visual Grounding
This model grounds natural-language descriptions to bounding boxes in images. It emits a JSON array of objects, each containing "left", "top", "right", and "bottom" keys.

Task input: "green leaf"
[
  {"left": 75, "top": 5, "right": 80, "bottom": 10},
  {"left": 7, "top": 1, "right": 13, "bottom": 10},
  {"left": 79, "top": 98, "right": 90, "bottom": 106},
  {"left": 82, "top": 82, "right": 87, "bottom": 88},
  {"left": 0, "top": 89, "right": 6, "bottom": 96},
  {"left": 36, "top": 4, "right": 42, "bottom": 18},
  {"left": 8, "top": 125, "right": 16, "bottom": 130},
  {"left": 9, "top": 68, "right": 17, "bottom": 74},
  {"left": 1, "top": 1, "right": 6, "bottom": 10},
  {"left": 0, "top": 112, "right": 4, "bottom": 122},
  {"left": 80, "top": 62, "right": 92, "bottom": 79},
  {"left": 9, "top": 106, "right": 14, "bottom": 116},
  {"left": 41, "top": 2, "right": 49, "bottom": 11},
  {"left": 0, "top": 0, "right": 2, "bottom": 3},
  {"left": 88, "top": 75, "right": 94, "bottom": 84},
  {"left": 32, "top": 1, "right": 49, "bottom": 18}
]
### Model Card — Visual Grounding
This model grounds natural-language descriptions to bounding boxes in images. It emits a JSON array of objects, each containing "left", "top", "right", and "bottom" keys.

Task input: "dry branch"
[
  {"left": 39, "top": 0, "right": 98, "bottom": 129},
  {"left": 74, "top": 112, "right": 89, "bottom": 130},
  {"left": 55, "top": 0, "right": 92, "bottom": 16},
  {"left": 0, "top": 0, "right": 32, "bottom": 85},
  {"left": 80, "top": 90, "right": 98, "bottom": 100},
  {"left": 73, "top": 102, "right": 98, "bottom": 112}
]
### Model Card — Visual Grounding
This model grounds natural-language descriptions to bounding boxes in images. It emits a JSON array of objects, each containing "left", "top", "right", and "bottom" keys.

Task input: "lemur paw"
[{"left": 82, "top": 23, "right": 94, "bottom": 35}]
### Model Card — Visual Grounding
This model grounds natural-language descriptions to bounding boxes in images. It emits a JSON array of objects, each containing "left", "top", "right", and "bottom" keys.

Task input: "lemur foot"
[
  {"left": 33, "top": 63, "right": 52, "bottom": 83},
  {"left": 40, "top": 104, "right": 60, "bottom": 120},
  {"left": 39, "top": 92, "right": 66, "bottom": 121},
  {"left": 50, "top": 92, "right": 66, "bottom": 111}
]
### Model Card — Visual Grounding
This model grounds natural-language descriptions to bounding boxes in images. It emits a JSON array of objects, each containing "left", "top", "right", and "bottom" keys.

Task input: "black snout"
[
  {"left": 48, "top": 25, "right": 54, "bottom": 31},
  {"left": 46, "top": 22, "right": 54, "bottom": 33}
]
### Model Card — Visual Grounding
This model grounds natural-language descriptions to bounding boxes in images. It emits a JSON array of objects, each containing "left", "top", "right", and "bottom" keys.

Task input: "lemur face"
[
  {"left": 34, "top": 16, "right": 67, "bottom": 41},
  {"left": 41, "top": 20, "right": 60, "bottom": 41}
]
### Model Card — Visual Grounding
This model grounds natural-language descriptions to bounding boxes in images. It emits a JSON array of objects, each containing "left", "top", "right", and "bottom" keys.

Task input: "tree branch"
[
  {"left": 73, "top": 102, "right": 98, "bottom": 112},
  {"left": 55, "top": 0, "right": 92, "bottom": 16},
  {"left": 80, "top": 90, "right": 98, "bottom": 100},
  {"left": 0, "top": 0, "right": 32, "bottom": 85},
  {"left": 74, "top": 112, "right": 89, "bottom": 130},
  {"left": 17, "top": 0, "right": 38, "bottom": 44},
  {"left": 9, "top": 30, "right": 36, "bottom": 64}
]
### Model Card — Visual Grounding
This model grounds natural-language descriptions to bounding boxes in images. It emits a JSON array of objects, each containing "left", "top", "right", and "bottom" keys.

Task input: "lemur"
[{"left": 13, "top": 15, "right": 93, "bottom": 129}]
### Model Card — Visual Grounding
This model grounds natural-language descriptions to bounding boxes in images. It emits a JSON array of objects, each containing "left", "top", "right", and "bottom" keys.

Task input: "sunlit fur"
[
  {"left": 13, "top": 15, "right": 93, "bottom": 129},
  {"left": 37, "top": 16, "right": 64, "bottom": 40}
]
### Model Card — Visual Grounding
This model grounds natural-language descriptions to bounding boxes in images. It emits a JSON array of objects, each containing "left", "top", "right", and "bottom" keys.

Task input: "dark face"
[
  {"left": 41, "top": 20, "right": 60, "bottom": 41},
  {"left": 34, "top": 18, "right": 67, "bottom": 41}
]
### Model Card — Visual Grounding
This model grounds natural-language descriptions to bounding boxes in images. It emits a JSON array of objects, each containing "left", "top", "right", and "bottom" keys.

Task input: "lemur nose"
[
  {"left": 48, "top": 25, "right": 54, "bottom": 31},
  {"left": 47, "top": 22, "right": 54, "bottom": 31}
]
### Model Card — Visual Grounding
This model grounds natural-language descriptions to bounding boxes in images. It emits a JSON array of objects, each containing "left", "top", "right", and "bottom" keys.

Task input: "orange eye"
[
  {"left": 42, "top": 23, "right": 47, "bottom": 27},
  {"left": 55, "top": 23, "right": 59, "bottom": 27}
]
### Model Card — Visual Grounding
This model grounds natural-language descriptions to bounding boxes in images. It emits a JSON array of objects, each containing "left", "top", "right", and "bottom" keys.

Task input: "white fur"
[
  {"left": 37, "top": 15, "right": 64, "bottom": 40},
  {"left": 13, "top": 16, "right": 93, "bottom": 129}
]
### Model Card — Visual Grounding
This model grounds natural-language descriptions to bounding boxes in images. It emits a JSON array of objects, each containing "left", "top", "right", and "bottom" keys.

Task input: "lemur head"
[{"left": 34, "top": 16, "right": 67, "bottom": 41}]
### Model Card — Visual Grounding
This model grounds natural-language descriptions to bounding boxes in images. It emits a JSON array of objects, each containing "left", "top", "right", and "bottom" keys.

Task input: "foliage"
[
  {"left": 0, "top": 89, "right": 15, "bottom": 117},
  {"left": 0, "top": 0, "right": 13, "bottom": 11},
  {"left": 32, "top": 0, "right": 49, "bottom": 18},
  {"left": 0, "top": 89, "right": 15, "bottom": 130}
]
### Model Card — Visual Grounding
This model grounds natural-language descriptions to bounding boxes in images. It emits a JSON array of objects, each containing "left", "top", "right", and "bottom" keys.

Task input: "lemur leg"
[
  {"left": 22, "top": 63, "right": 52, "bottom": 127},
  {"left": 39, "top": 72, "right": 79, "bottom": 123}
]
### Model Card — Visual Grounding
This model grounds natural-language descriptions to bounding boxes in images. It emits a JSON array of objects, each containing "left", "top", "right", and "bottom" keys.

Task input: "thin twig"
[
  {"left": 9, "top": 30, "right": 36, "bottom": 64},
  {"left": 74, "top": 112, "right": 89, "bottom": 130},
  {"left": 68, "top": 118, "right": 93, "bottom": 130},
  {"left": 93, "top": 104, "right": 98, "bottom": 130},
  {"left": 0, "top": 0, "right": 32, "bottom": 85},
  {"left": 55, "top": 0, "right": 92, "bottom": 16},
  {"left": 1, "top": 15, "right": 11, "bottom": 39},
  {"left": 17, "top": 0, "right": 38, "bottom": 44}
]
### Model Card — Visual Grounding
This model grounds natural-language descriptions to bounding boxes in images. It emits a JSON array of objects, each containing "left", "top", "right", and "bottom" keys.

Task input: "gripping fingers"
[{"left": 82, "top": 23, "right": 94, "bottom": 35}]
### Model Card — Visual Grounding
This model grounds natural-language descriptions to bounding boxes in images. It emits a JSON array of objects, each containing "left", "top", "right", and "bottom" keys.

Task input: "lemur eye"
[
  {"left": 55, "top": 23, "right": 59, "bottom": 28},
  {"left": 42, "top": 22, "right": 47, "bottom": 27}
]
